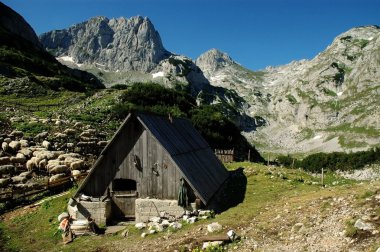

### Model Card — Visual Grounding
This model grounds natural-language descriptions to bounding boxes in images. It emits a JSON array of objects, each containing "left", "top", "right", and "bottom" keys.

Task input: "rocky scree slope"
[
  {"left": 40, "top": 16, "right": 171, "bottom": 73},
  {"left": 196, "top": 26, "right": 380, "bottom": 153}
]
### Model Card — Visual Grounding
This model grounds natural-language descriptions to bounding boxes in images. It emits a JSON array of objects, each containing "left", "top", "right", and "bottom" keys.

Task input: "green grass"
[
  {"left": 0, "top": 162, "right": 373, "bottom": 251},
  {"left": 338, "top": 136, "right": 368, "bottom": 148},
  {"left": 286, "top": 94, "right": 298, "bottom": 104},
  {"left": 326, "top": 123, "right": 380, "bottom": 138},
  {"left": 322, "top": 87, "right": 337, "bottom": 97},
  {"left": 12, "top": 122, "right": 51, "bottom": 137}
]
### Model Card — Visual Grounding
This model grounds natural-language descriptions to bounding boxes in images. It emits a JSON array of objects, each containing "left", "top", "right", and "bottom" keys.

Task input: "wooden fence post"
[{"left": 321, "top": 168, "right": 324, "bottom": 187}]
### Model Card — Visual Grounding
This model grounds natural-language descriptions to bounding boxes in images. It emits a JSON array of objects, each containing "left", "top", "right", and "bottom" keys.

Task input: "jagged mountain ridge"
[
  {"left": 40, "top": 16, "right": 171, "bottom": 72},
  {"left": 196, "top": 26, "right": 380, "bottom": 153},
  {"left": 39, "top": 12, "right": 379, "bottom": 153}
]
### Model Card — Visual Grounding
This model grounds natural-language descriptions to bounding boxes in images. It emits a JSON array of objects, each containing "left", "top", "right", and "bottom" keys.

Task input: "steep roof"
[{"left": 136, "top": 113, "right": 229, "bottom": 204}]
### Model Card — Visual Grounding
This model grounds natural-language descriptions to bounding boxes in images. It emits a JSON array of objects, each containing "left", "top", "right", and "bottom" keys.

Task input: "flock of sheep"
[{"left": 0, "top": 125, "right": 108, "bottom": 192}]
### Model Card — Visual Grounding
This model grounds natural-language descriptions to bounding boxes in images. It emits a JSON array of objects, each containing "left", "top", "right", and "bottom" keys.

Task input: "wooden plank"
[{"left": 156, "top": 140, "right": 163, "bottom": 199}]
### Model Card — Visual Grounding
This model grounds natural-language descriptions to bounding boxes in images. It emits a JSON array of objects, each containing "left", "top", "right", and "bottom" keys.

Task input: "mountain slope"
[
  {"left": 196, "top": 26, "right": 380, "bottom": 154},
  {"left": 0, "top": 2, "right": 104, "bottom": 95},
  {"left": 40, "top": 16, "right": 171, "bottom": 72}
]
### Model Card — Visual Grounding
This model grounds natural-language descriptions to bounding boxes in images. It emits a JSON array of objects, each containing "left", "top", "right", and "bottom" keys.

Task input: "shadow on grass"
[{"left": 209, "top": 167, "right": 247, "bottom": 213}]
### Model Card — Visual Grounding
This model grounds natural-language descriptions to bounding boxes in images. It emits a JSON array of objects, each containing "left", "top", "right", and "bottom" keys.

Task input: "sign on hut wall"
[{"left": 214, "top": 149, "right": 234, "bottom": 163}]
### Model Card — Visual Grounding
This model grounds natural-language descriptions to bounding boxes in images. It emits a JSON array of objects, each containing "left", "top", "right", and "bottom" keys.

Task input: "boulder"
[
  {"left": 207, "top": 222, "right": 222, "bottom": 233},
  {"left": 63, "top": 128, "right": 76, "bottom": 136},
  {"left": 135, "top": 222, "right": 147, "bottom": 229},
  {"left": 354, "top": 219, "right": 375, "bottom": 231},
  {"left": 169, "top": 222, "right": 182, "bottom": 230}
]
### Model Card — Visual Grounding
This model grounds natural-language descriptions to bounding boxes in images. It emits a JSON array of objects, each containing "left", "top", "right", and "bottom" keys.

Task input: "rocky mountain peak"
[
  {"left": 0, "top": 2, "right": 42, "bottom": 49},
  {"left": 40, "top": 15, "right": 170, "bottom": 72},
  {"left": 195, "top": 48, "right": 235, "bottom": 72}
]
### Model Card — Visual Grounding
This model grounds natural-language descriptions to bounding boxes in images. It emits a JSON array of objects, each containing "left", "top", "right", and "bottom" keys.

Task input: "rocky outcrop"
[
  {"left": 40, "top": 16, "right": 171, "bottom": 72},
  {"left": 196, "top": 49, "right": 235, "bottom": 73}
]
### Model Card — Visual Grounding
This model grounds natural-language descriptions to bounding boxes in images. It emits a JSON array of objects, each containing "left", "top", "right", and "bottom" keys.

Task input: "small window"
[{"left": 112, "top": 179, "right": 137, "bottom": 191}]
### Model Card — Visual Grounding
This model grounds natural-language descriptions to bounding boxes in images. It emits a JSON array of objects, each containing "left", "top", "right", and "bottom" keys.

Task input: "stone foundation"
[
  {"left": 68, "top": 199, "right": 111, "bottom": 226},
  {"left": 135, "top": 198, "right": 195, "bottom": 223}
]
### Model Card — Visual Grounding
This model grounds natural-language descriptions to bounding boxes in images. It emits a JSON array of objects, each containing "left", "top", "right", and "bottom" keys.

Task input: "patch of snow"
[
  {"left": 116, "top": 69, "right": 120, "bottom": 73},
  {"left": 77, "top": 63, "right": 83, "bottom": 67},
  {"left": 337, "top": 92, "right": 343, "bottom": 96},
  {"left": 313, "top": 135, "right": 322, "bottom": 140},
  {"left": 210, "top": 74, "right": 227, "bottom": 82},
  {"left": 57, "top": 56, "right": 74, "bottom": 62},
  {"left": 95, "top": 62, "right": 106, "bottom": 67},
  {"left": 368, "top": 37, "right": 373, "bottom": 41},
  {"left": 152, "top": 71, "right": 164, "bottom": 78}
]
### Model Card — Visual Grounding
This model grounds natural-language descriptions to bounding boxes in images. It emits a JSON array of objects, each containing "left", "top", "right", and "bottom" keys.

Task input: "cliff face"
[{"left": 40, "top": 16, "right": 171, "bottom": 72}]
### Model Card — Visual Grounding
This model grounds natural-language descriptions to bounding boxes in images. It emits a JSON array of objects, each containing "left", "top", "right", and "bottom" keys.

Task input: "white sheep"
[
  {"left": 63, "top": 157, "right": 82, "bottom": 167},
  {"left": 38, "top": 159, "right": 47, "bottom": 170},
  {"left": 11, "top": 176, "right": 27, "bottom": 184},
  {"left": 0, "top": 178, "right": 11, "bottom": 188},
  {"left": 2, "top": 142, "right": 9, "bottom": 152},
  {"left": 74, "top": 122, "right": 83, "bottom": 128},
  {"left": 42, "top": 140, "right": 51, "bottom": 150},
  {"left": 70, "top": 160, "right": 85, "bottom": 170},
  {"left": 10, "top": 130, "right": 23, "bottom": 139},
  {"left": 49, "top": 165, "right": 68, "bottom": 175},
  {"left": 58, "top": 153, "right": 82, "bottom": 161},
  {"left": 63, "top": 128, "right": 76, "bottom": 136},
  {"left": 0, "top": 165, "right": 15, "bottom": 175},
  {"left": 19, "top": 171, "right": 33, "bottom": 179},
  {"left": 19, "top": 139, "right": 29, "bottom": 148},
  {"left": 26, "top": 157, "right": 41, "bottom": 171},
  {"left": 79, "top": 132, "right": 92, "bottom": 138},
  {"left": 34, "top": 131, "right": 48, "bottom": 140},
  {"left": 0, "top": 156, "right": 10, "bottom": 165},
  {"left": 8, "top": 141, "right": 21, "bottom": 152},
  {"left": 46, "top": 159, "right": 63, "bottom": 170},
  {"left": 49, "top": 173, "right": 66, "bottom": 183},
  {"left": 71, "top": 170, "right": 81, "bottom": 177},
  {"left": 18, "top": 148, "right": 32, "bottom": 158},
  {"left": 97, "top": 141, "right": 108, "bottom": 147},
  {"left": 10, "top": 156, "right": 26, "bottom": 164}
]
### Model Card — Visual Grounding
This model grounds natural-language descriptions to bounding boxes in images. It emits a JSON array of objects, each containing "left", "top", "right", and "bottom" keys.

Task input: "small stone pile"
[{"left": 136, "top": 210, "right": 215, "bottom": 238}]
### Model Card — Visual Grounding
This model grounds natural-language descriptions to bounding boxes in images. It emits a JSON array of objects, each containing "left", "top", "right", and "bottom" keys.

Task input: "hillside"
[
  {"left": 0, "top": 2, "right": 104, "bottom": 97},
  {"left": 1, "top": 162, "right": 379, "bottom": 251}
]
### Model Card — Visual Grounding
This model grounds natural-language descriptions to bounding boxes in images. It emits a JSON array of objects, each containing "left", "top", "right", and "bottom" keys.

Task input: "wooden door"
[
  {"left": 111, "top": 179, "right": 137, "bottom": 220},
  {"left": 112, "top": 192, "right": 137, "bottom": 219}
]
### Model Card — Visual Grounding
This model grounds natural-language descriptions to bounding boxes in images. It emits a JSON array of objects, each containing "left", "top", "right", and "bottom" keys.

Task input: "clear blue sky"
[{"left": 2, "top": 0, "right": 380, "bottom": 70}]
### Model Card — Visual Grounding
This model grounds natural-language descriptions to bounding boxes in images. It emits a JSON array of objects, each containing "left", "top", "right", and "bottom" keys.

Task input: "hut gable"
[{"left": 76, "top": 112, "right": 228, "bottom": 205}]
